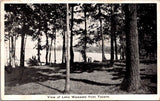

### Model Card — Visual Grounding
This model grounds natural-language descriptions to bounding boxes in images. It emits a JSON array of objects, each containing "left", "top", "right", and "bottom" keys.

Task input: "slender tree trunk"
[
  {"left": 120, "top": 46, "right": 124, "bottom": 60},
  {"left": 9, "top": 37, "right": 11, "bottom": 66},
  {"left": 120, "top": 37, "right": 125, "bottom": 60},
  {"left": 64, "top": 4, "right": 70, "bottom": 93},
  {"left": 99, "top": 5, "right": 106, "bottom": 62},
  {"left": 14, "top": 36, "right": 16, "bottom": 66},
  {"left": 110, "top": 5, "right": 115, "bottom": 66},
  {"left": 62, "top": 31, "right": 66, "bottom": 63},
  {"left": 11, "top": 36, "right": 16, "bottom": 68},
  {"left": 114, "top": 33, "right": 118, "bottom": 60},
  {"left": 11, "top": 37, "right": 14, "bottom": 66},
  {"left": 70, "top": 5, "right": 74, "bottom": 65},
  {"left": 19, "top": 33, "right": 27, "bottom": 82},
  {"left": 20, "top": 33, "right": 25, "bottom": 67},
  {"left": 84, "top": 9, "right": 87, "bottom": 63},
  {"left": 37, "top": 36, "right": 41, "bottom": 63},
  {"left": 54, "top": 31, "right": 56, "bottom": 63},
  {"left": 45, "top": 33, "right": 49, "bottom": 65},
  {"left": 49, "top": 38, "right": 53, "bottom": 64},
  {"left": 121, "top": 4, "right": 140, "bottom": 92},
  {"left": 122, "top": 40, "right": 125, "bottom": 60}
]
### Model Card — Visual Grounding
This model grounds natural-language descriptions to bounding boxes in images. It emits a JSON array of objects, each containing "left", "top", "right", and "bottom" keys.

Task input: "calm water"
[
  {"left": 4, "top": 48, "right": 120, "bottom": 66},
  {"left": 4, "top": 36, "right": 119, "bottom": 66}
]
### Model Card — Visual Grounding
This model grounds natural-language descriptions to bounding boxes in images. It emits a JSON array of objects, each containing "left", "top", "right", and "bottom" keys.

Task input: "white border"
[{"left": 1, "top": 0, "right": 160, "bottom": 100}]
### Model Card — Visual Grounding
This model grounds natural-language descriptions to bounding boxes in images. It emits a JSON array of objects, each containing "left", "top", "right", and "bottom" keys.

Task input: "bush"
[
  {"left": 27, "top": 56, "right": 39, "bottom": 66},
  {"left": 5, "top": 65, "right": 13, "bottom": 74}
]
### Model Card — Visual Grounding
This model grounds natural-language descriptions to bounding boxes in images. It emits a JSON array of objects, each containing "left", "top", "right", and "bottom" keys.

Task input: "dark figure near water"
[{"left": 87, "top": 57, "right": 92, "bottom": 63}]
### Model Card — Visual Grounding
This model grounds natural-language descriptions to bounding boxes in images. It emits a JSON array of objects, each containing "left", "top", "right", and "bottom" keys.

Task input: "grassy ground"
[{"left": 5, "top": 61, "right": 157, "bottom": 95}]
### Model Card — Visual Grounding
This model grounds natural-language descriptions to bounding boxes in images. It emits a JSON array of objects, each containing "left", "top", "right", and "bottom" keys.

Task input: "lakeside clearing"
[{"left": 5, "top": 61, "right": 157, "bottom": 94}]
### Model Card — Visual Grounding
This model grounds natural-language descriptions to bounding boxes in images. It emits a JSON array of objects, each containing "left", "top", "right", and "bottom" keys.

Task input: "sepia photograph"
[{"left": 1, "top": 0, "right": 159, "bottom": 100}]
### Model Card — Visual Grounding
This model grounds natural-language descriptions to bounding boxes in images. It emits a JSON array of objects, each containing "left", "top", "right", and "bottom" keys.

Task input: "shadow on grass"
[
  {"left": 105, "top": 63, "right": 125, "bottom": 80},
  {"left": 70, "top": 62, "right": 112, "bottom": 73},
  {"left": 34, "top": 77, "right": 120, "bottom": 94},
  {"left": 5, "top": 61, "right": 157, "bottom": 94},
  {"left": 107, "top": 63, "right": 157, "bottom": 84},
  {"left": 35, "top": 82, "right": 64, "bottom": 93},
  {"left": 70, "top": 78, "right": 120, "bottom": 86},
  {"left": 140, "top": 59, "right": 157, "bottom": 64},
  {"left": 5, "top": 62, "right": 119, "bottom": 88},
  {"left": 140, "top": 73, "right": 157, "bottom": 83},
  {"left": 5, "top": 67, "right": 65, "bottom": 87}
]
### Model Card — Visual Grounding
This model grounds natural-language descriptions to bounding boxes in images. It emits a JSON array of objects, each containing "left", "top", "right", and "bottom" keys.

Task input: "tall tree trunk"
[
  {"left": 84, "top": 9, "right": 87, "bottom": 63},
  {"left": 14, "top": 36, "right": 16, "bottom": 66},
  {"left": 20, "top": 33, "right": 25, "bottom": 67},
  {"left": 45, "top": 33, "right": 49, "bottom": 65},
  {"left": 99, "top": 5, "right": 106, "bottom": 62},
  {"left": 70, "top": 5, "right": 74, "bottom": 65},
  {"left": 9, "top": 37, "right": 11, "bottom": 66},
  {"left": 49, "top": 38, "right": 53, "bottom": 64},
  {"left": 64, "top": 4, "right": 70, "bottom": 93},
  {"left": 121, "top": 4, "right": 140, "bottom": 92},
  {"left": 62, "top": 31, "right": 66, "bottom": 63},
  {"left": 54, "top": 31, "right": 56, "bottom": 63},
  {"left": 114, "top": 32, "right": 118, "bottom": 60},
  {"left": 110, "top": 5, "right": 115, "bottom": 66},
  {"left": 37, "top": 36, "right": 41, "bottom": 63},
  {"left": 11, "top": 36, "right": 16, "bottom": 68},
  {"left": 11, "top": 37, "right": 14, "bottom": 66},
  {"left": 19, "top": 33, "right": 27, "bottom": 82},
  {"left": 120, "top": 37, "right": 125, "bottom": 60}
]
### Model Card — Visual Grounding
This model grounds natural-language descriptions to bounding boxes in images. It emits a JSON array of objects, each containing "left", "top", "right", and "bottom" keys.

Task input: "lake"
[
  {"left": 4, "top": 36, "right": 117, "bottom": 66},
  {"left": 4, "top": 48, "right": 120, "bottom": 66}
]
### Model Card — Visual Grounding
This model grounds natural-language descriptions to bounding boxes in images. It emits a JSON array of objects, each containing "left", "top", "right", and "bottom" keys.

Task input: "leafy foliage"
[
  {"left": 137, "top": 4, "right": 157, "bottom": 58},
  {"left": 27, "top": 56, "right": 39, "bottom": 66}
]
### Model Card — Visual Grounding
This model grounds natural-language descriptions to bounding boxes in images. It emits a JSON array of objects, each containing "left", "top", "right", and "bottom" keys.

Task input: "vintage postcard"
[{"left": 1, "top": 0, "right": 159, "bottom": 100}]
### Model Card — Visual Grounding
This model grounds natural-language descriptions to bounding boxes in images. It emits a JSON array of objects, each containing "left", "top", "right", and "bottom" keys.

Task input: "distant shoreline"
[{"left": 53, "top": 46, "right": 112, "bottom": 54}]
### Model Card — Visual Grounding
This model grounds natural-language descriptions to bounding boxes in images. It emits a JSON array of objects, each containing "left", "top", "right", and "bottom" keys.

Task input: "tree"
[
  {"left": 62, "top": 17, "right": 67, "bottom": 64},
  {"left": 50, "top": 4, "right": 67, "bottom": 64},
  {"left": 48, "top": 33, "right": 54, "bottom": 64},
  {"left": 45, "top": 30, "right": 49, "bottom": 65},
  {"left": 20, "top": 29, "right": 26, "bottom": 67},
  {"left": 89, "top": 4, "right": 112, "bottom": 62},
  {"left": 98, "top": 4, "right": 107, "bottom": 62},
  {"left": 83, "top": 4, "right": 88, "bottom": 62},
  {"left": 119, "top": 34, "right": 126, "bottom": 60},
  {"left": 35, "top": 4, "right": 52, "bottom": 65},
  {"left": 137, "top": 4, "right": 157, "bottom": 59},
  {"left": 70, "top": 4, "right": 75, "bottom": 65},
  {"left": 5, "top": 5, "right": 19, "bottom": 67},
  {"left": 114, "top": 5, "right": 119, "bottom": 60},
  {"left": 5, "top": 4, "right": 34, "bottom": 67},
  {"left": 33, "top": 4, "right": 50, "bottom": 65},
  {"left": 61, "top": 9, "right": 67, "bottom": 63},
  {"left": 64, "top": 3, "right": 70, "bottom": 93},
  {"left": 112, "top": 4, "right": 126, "bottom": 60},
  {"left": 78, "top": 4, "right": 94, "bottom": 62},
  {"left": 112, "top": 4, "right": 121, "bottom": 61},
  {"left": 5, "top": 12, "right": 19, "bottom": 68},
  {"left": 20, "top": 5, "right": 34, "bottom": 67},
  {"left": 110, "top": 4, "right": 115, "bottom": 65},
  {"left": 31, "top": 4, "right": 44, "bottom": 64},
  {"left": 54, "top": 30, "right": 56, "bottom": 63},
  {"left": 121, "top": 4, "right": 140, "bottom": 91},
  {"left": 31, "top": 4, "right": 64, "bottom": 64},
  {"left": 46, "top": 4, "right": 58, "bottom": 64},
  {"left": 62, "top": 30, "right": 66, "bottom": 63}
]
